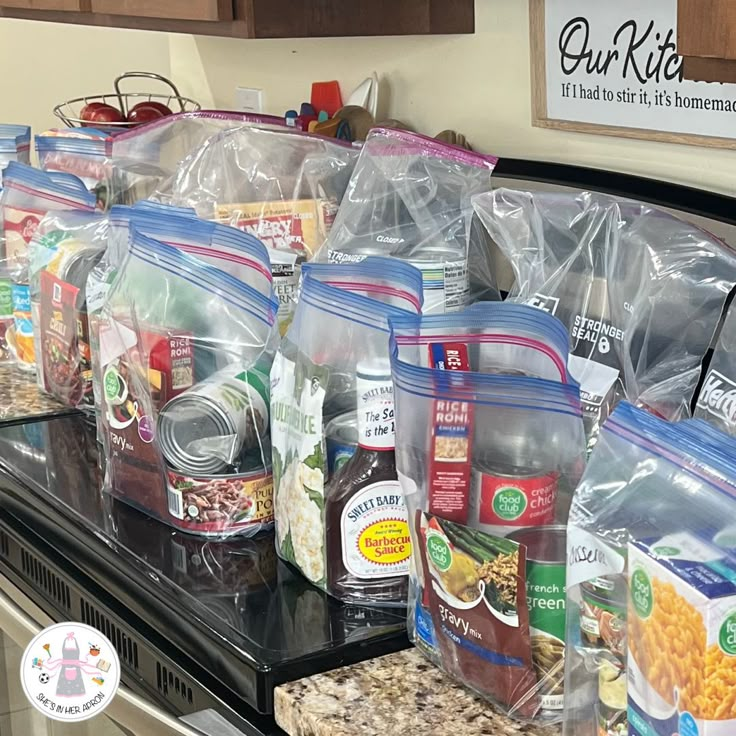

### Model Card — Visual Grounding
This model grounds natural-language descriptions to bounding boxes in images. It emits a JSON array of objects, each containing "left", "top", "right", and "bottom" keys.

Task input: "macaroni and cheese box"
[{"left": 628, "top": 533, "right": 736, "bottom": 736}]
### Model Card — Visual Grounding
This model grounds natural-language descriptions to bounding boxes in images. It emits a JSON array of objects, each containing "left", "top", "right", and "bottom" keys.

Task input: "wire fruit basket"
[{"left": 53, "top": 71, "right": 200, "bottom": 130}]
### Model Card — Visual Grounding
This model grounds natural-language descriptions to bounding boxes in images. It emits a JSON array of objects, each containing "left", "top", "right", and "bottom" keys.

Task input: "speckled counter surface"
[
  {"left": 275, "top": 648, "right": 561, "bottom": 736},
  {"left": 0, "top": 364, "right": 67, "bottom": 420}
]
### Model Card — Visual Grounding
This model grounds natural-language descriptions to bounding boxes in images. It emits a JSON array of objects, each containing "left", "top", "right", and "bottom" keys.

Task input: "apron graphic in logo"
[{"left": 20, "top": 621, "right": 121, "bottom": 722}]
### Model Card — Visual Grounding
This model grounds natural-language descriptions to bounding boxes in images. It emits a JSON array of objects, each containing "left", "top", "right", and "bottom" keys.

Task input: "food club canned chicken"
[
  {"left": 509, "top": 525, "right": 567, "bottom": 713},
  {"left": 470, "top": 461, "right": 558, "bottom": 537}
]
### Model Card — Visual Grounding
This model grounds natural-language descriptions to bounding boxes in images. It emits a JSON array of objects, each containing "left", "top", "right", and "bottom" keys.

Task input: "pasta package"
[{"left": 628, "top": 535, "right": 736, "bottom": 733}]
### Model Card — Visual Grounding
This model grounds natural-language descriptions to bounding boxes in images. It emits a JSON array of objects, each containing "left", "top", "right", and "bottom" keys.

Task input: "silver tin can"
[{"left": 158, "top": 365, "right": 269, "bottom": 476}]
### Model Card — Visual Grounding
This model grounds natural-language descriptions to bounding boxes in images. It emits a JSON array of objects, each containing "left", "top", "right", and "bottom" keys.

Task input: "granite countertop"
[
  {"left": 275, "top": 648, "right": 562, "bottom": 736},
  {"left": 0, "top": 364, "right": 66, "bottom": 420}
]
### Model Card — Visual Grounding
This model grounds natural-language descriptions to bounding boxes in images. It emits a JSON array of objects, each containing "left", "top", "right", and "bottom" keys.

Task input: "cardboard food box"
[{"left": 628, "top": 532, "right": 736, "bottom": 736}]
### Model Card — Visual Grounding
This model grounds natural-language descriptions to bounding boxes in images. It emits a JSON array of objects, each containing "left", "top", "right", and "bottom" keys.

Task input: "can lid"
[{"left": 356, "top": 359, "right": 391, "bottom": 380}]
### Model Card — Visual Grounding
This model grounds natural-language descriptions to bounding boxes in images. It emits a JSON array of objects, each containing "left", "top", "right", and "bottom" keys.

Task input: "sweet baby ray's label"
[{"left": 341, "top": 481, "right": 411, "bottom": 579}]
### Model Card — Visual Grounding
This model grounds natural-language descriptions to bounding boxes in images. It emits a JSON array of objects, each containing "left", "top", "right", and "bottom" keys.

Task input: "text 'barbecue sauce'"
[{"left": 326, "top": 360, "right": 410, "bottom": 604}]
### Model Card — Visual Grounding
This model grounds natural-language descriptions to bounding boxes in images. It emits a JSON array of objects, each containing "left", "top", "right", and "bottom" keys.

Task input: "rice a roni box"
[{"left": 627, "top": 532, "right": 736, "bottom": 736}]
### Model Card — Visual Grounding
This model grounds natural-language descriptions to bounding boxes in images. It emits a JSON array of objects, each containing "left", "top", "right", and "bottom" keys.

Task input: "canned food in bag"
[
  {"left": 470, "top": 461, "right": 558, "bottom": 537},
  {"left": 509, "top": 525, "right": 567, "bottom": 713},
  {"left": 158, "top": 366, "right": 270, "bottom": 476},
  {"left": 166, "top": 462, "right": 273, "bottom": 536},
  {"left": 325, "top": 411, "right": 358, "bottom": 479}
]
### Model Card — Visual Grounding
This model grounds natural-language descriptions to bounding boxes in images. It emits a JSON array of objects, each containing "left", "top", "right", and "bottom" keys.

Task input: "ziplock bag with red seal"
[
  {"left": 562, "top": 403, "right": 736, "bottom": 736},
  {"left": 271, "top": 257, "right": 423, "bottom": 605},
  {"left": 0, "top": 162, "right": 96, "bottom": 369},
  {"left": 28, "top": 209, "right": 108, "bottom": 409},
  {"left": 100, "top": 227, "right": 279, "bottom": 537},
  {"left": 36, "top": 129, "right": 113, "bottom": 208},
  {"left": 0, "top": 124, "right": 31, "bottom": 174},
  {"left": 157, "top": 125, "right": 359, "bottom": 328},
  {"left": 107, "top": 110, "right": 287, "bottom": 206},
  {"left": 322, "top": 127, "right": 499, "bottom": 312},
  {"left": 473, "top": 188, "right": 736, "bottom": 452},
  {"left": 695, "top": 305, "right": 736, "bottom": 435},
  {"left": 389, "top": 303, "right": 585, "bottom": 723}
]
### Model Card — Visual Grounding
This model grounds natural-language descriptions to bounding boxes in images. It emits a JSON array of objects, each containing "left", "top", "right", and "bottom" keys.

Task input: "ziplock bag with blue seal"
[
  {"left": 100, "top": 227, "right": 279, "bottom": 537},
  {"left": 695, "top": 305, "right": 736, "bottom": 435},
  {"left": 157, "top": 124, "right": 359, "bottom": 329},
  {"left": 390, "top": 303, "right": 585, "bottom": 722},
  {"left": 88, "top": 203, "right": 272, "bottom": 448},
  {"left": 28, "top": 209, "right": 108, "bottom": 409},
  {"left": 0, "top": 162, "right": 96, "bottom": 369},
  {"left": 562, "top": 403, "right": 736, "bottom": 736},
  {"left": 108, "top": 110, "right": 287, "bottom": 206},
  {"left": 36, "top": 129, "right": 115, "bottom": 208},
  {"left": 271, "top": 257, "right": 423, "bottom": 605},
  {"left": 0, "top": 124, "right": 30, "bottom": 174},
  {"left": 322, "top": 127, "right": 499, "bottom": 312},
  {"left": 473, "top": 189, "right": 736, "bottom": 452}
]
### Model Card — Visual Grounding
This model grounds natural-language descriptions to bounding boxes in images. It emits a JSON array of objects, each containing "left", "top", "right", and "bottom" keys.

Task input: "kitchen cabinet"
[
  {"left": 0, "top": 0, "right": 87, "bottom": 10},
  {"left": 0, "top": 0, "right": 474, "bottom": 38},
  {"left": 89, "top": 0, "right": 232, "bottom": 22},
  {"left": 677, "top": 0, "right": 736, "bottom": 82}
]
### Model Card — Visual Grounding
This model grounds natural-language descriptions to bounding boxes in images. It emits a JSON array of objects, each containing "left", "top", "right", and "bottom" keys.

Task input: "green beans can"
[{"left": 509, "top": 525, "right": 567, "bottom": 713}]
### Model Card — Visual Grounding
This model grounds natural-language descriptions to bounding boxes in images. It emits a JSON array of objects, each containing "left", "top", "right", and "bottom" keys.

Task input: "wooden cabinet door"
[
  {"left": 89, "top": 0, "right": 233, "bottom": 21},
  {"left": 0, "top": 0, "right": 88, "bottom": 9},
  {"left": 678, "top": 0, "right": 736, "bottom": 60}
]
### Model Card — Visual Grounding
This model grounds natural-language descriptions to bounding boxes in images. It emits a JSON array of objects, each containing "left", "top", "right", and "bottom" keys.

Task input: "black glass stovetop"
[{"left": 0, "top": 414, "right": 408, "bottom": 727}]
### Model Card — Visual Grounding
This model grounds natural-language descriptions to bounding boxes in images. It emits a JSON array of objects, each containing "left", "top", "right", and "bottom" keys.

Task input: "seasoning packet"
[
  {"left": 563, "top": 404, "right": 736, "bottom": 736},
  {"left": 99, "top": 228, "right": 279, "bottom": 538},
  {"left": 0, "top": 162, "right": 96, "bottom": 370},
  {"left": 473, "top": 188, "right": 736, "bottom": 452},
  {"left": 389, "top": 303, "right": 585, "bottom": 722},
  {"left": 322, "top": 128, "right": 499, "bottom": 312},
  {"left": 28, "top": 209, "right": 108, "bottom": 410},
  {"left": 271, "top": 257, "right": 423, "bottom": 606}
]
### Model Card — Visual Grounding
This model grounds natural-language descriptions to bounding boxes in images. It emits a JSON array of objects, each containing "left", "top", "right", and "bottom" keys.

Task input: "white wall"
[
  {"left": 0, "top": 19, "right": 170, "bottom": 135},
  {"left": 1, "top": 1, "right": 735, "bottom": 193}
]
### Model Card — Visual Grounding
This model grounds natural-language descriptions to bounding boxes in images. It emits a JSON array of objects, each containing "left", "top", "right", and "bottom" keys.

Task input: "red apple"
[
  {"left": 86, "top": 104, "right": 125, "bottom": 125},
  {"left": 80, "top": 101, "right": 108, "bottom": 124},
  {"left": 126, "top": 104, "right": 165, "bottom": 126},
  {"left": 129, "top": 100, "right": 173, "bottom": 117}
]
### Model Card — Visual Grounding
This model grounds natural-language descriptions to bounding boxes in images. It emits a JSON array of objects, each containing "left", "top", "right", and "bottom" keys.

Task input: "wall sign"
[{"left": 531, "top": 0, "right": 736, "bottom": 148}]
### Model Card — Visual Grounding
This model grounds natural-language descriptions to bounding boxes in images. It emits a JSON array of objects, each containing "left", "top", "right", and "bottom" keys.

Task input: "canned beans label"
[{"left": 477, "top": 470, "right": 558, "bottom": 528}]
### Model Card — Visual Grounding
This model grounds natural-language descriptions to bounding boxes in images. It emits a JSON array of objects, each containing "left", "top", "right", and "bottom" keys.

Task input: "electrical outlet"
[{"left": 236, "top": 87, "right": 264, "bottom": 113}]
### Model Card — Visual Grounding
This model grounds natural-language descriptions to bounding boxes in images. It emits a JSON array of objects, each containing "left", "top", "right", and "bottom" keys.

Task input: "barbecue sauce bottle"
[{"left": 326, "top": 360, "right": 410, "bottom": 604}]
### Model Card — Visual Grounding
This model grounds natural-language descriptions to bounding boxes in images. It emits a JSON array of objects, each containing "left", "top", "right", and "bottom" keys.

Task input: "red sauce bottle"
[{"left": 325, "top": 360, "right": 410, "bottom": 605}]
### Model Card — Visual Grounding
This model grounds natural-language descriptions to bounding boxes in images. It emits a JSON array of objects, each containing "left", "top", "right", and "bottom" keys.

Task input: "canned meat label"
[
  {"left": 475, "top": 468, "right": 557, "bottom": 530},
  {"left": 167, "top": 468, "right": 273, "bottom": 533}
]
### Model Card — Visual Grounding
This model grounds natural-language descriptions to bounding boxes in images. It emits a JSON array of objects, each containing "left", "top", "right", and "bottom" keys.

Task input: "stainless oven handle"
[{"left": 0, "top": 578, "right": 205, "bottom": 736}]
